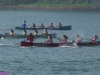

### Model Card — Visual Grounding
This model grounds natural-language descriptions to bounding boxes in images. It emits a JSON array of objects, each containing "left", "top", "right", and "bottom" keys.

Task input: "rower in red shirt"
[{"left": 27, "top": 33, "right": 35, "bottom": 43}]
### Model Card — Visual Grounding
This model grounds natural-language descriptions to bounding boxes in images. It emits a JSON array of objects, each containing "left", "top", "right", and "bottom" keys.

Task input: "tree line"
[{"left": 0, "top": 0, "right": 93, "bottom": 6}]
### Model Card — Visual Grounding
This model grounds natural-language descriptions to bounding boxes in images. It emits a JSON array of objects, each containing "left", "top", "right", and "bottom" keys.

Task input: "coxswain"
[
  {"left": 76, "top": 34, "right": 82, "bottom": 43},
  {"left": 27, "top": 33, "right": 35, "bottom": 43},
  {"left": 9, "top": 29, "right": 14, "bottom": 35},
  {"left": 88, "top": 35, "right": 99, "bottom": 43},
  {"left": 22, "top": 20, "right": 27, "bottom": 29},
  {"left": 45, "top": 36, "right": 53, "bottom": 44}
]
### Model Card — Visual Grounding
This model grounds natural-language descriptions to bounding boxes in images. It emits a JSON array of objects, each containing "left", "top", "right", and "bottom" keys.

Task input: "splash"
[
  {"left": 1, "top": 37, "right": 4, "bottom": 39},
  {"left": 59, "top": 43, "right": 78, "bottom": 48}
]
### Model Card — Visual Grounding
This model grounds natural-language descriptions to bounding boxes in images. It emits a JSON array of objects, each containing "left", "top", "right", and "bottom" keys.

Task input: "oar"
[
  {"left": 0, "top": 28, "right": 14, "bottom": 30},
  {"left": 14, "top": 38, "right": 28, "bottom": 45},
  {"left": 14, "top": 42, "right": 21, "bottom": 45}
]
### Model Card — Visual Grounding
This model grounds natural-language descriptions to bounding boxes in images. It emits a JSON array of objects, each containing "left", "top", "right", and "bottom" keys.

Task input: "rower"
[
  {"left": 75, "top": 34, "right": 82, "bottom": 43},
  {"left": 33, "top": 30, "right": 38, "bottom": 35},
  {"left": 58, "top": 35, "right": 68, "bottom": 43},
  {"left": 38, "top": 23, "right": 44, "bottom": 28},
  {"left": 45, "top": 36, "right": 53, "bottom": 44},
  {"left": 41, "top": 29, "right": 48, "bottom": 35},
  {"left": 47, "top": 23, "right": 54, "bottom": 28},
  {"left": 22, "top": 20, "right": 27, "bottom": 29},
  {"left": 30, "top": 23, "right": 36, "bottom": 28},
  {"left": 57, "top": 22, "right": 62, "bottom": 28},
  {"left": 9, "top": 29, "right": 14, "bottom": 35},
  {"left": 27, "top": 33, "right": 35, "bottom": 43},
  {"left": 22, "top": 30, "right": 27, "bottom": 35},
  {"left": 88, "top": 35, "right": 99, "bottom": 43}
]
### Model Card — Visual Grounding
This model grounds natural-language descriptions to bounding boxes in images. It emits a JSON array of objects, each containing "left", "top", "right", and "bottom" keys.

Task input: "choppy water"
[{"left": 0, "top": 10, "right": 100, "bottom": 75}]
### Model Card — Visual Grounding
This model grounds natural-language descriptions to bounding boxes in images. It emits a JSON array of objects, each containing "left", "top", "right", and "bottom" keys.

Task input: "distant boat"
[{"left": 15, "top": 25, "right": 72, "bottom": 30}]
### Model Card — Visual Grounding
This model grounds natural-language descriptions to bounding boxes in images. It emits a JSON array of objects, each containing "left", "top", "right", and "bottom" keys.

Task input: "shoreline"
[{"left": 0, "top": 5, "right": 100, "bottom": 10}]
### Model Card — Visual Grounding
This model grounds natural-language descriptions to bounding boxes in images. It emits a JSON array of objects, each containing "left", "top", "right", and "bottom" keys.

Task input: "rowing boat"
[
  {"left": 15, "top": 25, "right": 72, "bottom": 30},
  {"left": 20, "top": 41, "right": 100, "bottom": 47},
  {"left": 0, "top": 33, "right": 56, "bottom": 39}
]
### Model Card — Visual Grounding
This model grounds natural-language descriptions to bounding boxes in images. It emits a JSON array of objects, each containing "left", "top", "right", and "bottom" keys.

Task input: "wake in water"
[
  {"left": 0, "top": 43, "right": 5, "bottom": 46},
  {"left": 1, "top": 37, "right": 4, "bottom": 39},
  {"left": 0, "top": 43, "right": 20, "bottom": 46},
  {"left": 59, "top": 43, "right": 78, "bottom": 48}
]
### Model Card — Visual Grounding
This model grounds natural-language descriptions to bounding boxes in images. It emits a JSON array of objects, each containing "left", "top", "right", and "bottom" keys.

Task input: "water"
[{"left": 0, "top": 10, "right": 100, "bottom": 75}]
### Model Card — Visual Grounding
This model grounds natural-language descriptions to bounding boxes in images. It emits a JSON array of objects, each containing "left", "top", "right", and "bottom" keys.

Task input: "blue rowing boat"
[{"left": 15, "top": 25, "right": 72, "bottom": 30}]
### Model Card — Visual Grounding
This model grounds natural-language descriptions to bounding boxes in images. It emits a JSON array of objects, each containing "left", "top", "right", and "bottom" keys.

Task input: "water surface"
[{"left": 0, "top": 10, "right": 100, "bottom": 75}]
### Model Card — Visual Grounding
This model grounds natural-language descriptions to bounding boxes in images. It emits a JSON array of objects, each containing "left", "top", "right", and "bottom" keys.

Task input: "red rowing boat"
[
  {"left": 20, "top": 41, "right": 60, "bottom": 47},
  {"left": 20, "top": 41, "right": 100, "bottom": 47}
]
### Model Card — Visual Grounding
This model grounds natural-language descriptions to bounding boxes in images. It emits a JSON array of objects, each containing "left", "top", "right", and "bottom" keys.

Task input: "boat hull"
[
  {"left": 0, "top": 33, "right": 56, "bottom": 39},
  {"left": 15, "top": 25, "right": 72, "bottom": 30},
  {"left": 20, "top": 41, "right": 100, "bottom": 47},
  {"left": 20, "top": 41, "right": 59, "bottom": 47}
]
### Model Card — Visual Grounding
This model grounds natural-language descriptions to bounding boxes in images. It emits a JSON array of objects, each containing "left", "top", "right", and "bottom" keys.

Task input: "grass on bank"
[{"left": 17, "top": 3, "right": 100, "bottom": 7}]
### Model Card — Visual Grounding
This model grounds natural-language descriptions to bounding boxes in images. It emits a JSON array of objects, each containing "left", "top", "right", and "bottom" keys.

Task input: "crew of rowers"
[
  {"left": 27, "top": 33, "right": 99, "bottom": 44},
  {"left": 9, "top": 28, "right": 99, "bottom": 44},
  {"left": 9, "top": 28, "right": 48, "bottom": 36},
  {"left": 22, "top": 20, "right": 62, "bottom": 29},
  {"left": 8, "top": 20, "right": 99, "bottom": 44}
]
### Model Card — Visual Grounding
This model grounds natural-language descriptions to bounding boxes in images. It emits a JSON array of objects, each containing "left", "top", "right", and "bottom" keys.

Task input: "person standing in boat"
[
  {"left": 75, "top": 34, "right": 82, "bottom": 43},
  {"left": 30, "top": 23, "right": 36, "bottom": 28},
  {"left": 88, "top": 35, "right": 99, "bottom": 43},
  {"left": 58, "top": 35, "right": 69, "bottom": 43},
  {"left": 9, "top": 29, "right": 14, "bottom": 35},
  {"left": 33, "top": 30, "right": 38, "bottom": 35},
  {"left": 41, "top": 29, "right": 48, "bottom": 35},
  {"left": 22, "top": 30, "right": 27, "bottom": 35},
  {"left": 45, "top": 36, "right": 53, "bottom": 44},
  {"left": 22, "top": 20, "right": 27, "bottom": 29},
  {"left": 27, "top": 33, "right": 35, "bottom": 43}
]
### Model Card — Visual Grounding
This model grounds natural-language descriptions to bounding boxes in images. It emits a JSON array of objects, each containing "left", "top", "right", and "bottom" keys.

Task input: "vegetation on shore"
[
  {"left": 0, "top": 0, "right": 91, "bottom": 5},
  {"left": 0, "top": 0, "right": 100, "bottom": 10}
]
